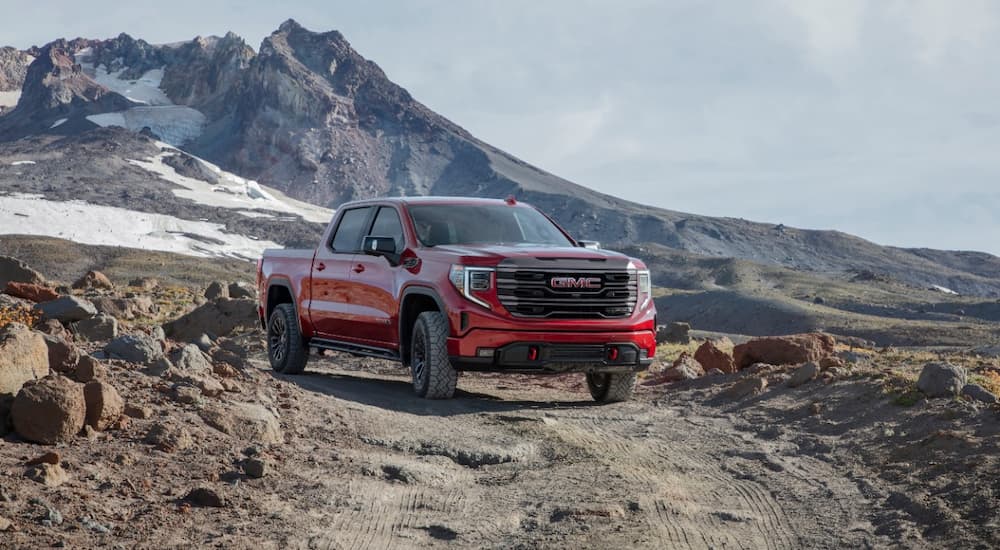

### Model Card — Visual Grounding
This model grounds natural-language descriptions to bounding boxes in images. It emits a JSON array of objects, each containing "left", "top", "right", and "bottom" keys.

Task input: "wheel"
[
  {"left": 267, "top": 303, "right": 308, "bottom": 374},
  {"left": 586, "top": 372, "right": 637, "bottom": 403},
  {"left": 410, "top": 311, "right": 457, "bottom": 399}
]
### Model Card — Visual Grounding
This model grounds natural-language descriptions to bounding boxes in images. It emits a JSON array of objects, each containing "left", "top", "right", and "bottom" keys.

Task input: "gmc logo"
[{"left": 550, "top": 276, "right": 602, "bottom": 289}]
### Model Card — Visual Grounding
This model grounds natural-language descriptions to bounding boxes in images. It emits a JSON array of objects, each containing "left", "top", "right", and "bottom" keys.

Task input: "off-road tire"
[
  {"left": 267, "top": 303, "right": 308, "bottom": 374},
  {"left": 586, "top": 372, "right": 637, "bottom": 403},
  {"left": 410, "top": 311, "right": 458, "bottom": 399}
]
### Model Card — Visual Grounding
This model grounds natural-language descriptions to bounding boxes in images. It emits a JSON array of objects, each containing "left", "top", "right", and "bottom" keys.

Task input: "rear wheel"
[
  {"left": 410, "top": 311, "right": 457, "bottom": 399},
  {"left": 267, "top": 303, "right": 308, "bottom": 374},
  {"left": 586, "top": 372, "right": 637, "bottom": 403}
]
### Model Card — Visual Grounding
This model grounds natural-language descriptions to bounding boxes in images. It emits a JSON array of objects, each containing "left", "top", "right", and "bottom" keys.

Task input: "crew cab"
[{"left": 256, "top": 196, "right": 657, "bottom": 402}]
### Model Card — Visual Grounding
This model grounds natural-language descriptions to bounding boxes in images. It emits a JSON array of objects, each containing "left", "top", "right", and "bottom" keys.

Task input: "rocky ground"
[{"left": 1, "top": 256, "right": 999, "bottom": 549}]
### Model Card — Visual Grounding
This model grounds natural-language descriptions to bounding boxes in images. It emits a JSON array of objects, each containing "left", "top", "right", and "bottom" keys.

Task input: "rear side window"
[
  {"left": 369, "top": 207, "right": 405, "bottom": 253},
  {"left": 330, "top": 207, "right": 371, "bottom": 252}
]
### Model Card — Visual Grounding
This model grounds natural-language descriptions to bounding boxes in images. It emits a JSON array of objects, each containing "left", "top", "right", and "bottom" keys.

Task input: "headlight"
[
  {"left": 638, "top": 269, "right": 652, "bottom": 307},
  {"left": 449, "top": 265, "right": 494, "bottom": 309}
]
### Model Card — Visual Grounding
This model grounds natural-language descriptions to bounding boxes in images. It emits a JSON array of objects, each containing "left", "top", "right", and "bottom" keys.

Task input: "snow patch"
[
  {"left": 0, "top": 91, "right": 20, "bottom": 109},
  {"left": 91, "top": 66, "right": 171, "bottom": 106},
  {"left": 930, "top": 285, "right": 959, "bottom": 295},
  {"left": 10, "top": 161, "right": 36, "bottom": 166},
  {"left": 0, "top": 193, "right": 279, "bottom": 261},
  {"left": 127, "top": 146, "right": 333, "bottom": 224},
  {"left": 50, "top": 118, "right": 68, "bottom": 129},
  {"left": 87, "top": 107, "right": 206, "bottom": 146}
]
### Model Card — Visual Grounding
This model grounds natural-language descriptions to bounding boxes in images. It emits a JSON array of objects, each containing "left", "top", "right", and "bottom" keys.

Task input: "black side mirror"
[{"left": 363, "top": 235, "right": 400, "bottom": 265}]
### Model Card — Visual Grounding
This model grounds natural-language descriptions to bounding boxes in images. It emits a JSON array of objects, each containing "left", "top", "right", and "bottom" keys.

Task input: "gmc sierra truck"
[{"left": 256, "top": 196, "right": 657, "bottom": 402}]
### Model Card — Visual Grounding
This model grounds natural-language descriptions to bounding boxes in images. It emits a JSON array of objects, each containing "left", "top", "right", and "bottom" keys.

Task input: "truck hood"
[{"left": 427, "top": 244, "right": 640, "bottom": 269}]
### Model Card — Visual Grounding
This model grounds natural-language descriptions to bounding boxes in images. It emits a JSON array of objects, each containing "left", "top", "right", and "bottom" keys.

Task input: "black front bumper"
[{"left": 450, "top": 342, "right": 653, "bottom": 374}]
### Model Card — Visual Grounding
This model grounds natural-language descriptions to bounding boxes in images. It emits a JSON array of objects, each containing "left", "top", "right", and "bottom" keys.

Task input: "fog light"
[
  {"left": 608, "top": 347, "right": 620, "bottom": 361},
  {"left": 477, "top": 347, "right": 495, "bottom": 358},
  {"left": 527, "top": 346, "right": 539, "bottom": 361}
]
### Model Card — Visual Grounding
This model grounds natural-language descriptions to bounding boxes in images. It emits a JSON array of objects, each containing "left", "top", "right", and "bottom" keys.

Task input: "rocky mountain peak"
[{"left": 0, "top": 47, "right": 34, "bottom": 92}]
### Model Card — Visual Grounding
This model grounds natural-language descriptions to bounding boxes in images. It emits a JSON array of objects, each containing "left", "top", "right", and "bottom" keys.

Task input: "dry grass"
[{"left": 0, "top": 304, "right": 39, "bottom": 331}]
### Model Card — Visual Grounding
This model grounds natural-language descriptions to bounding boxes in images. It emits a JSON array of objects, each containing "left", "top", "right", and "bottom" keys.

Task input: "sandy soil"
[{"left": 1, "top": 342, "right": 998, "bottom": 549}]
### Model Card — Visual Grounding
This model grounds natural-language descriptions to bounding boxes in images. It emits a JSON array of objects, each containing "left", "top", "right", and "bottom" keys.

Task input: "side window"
[
  {"left": 369, "top": 207, "right": 405, "bottom": 253},
  {"left": 330, "top": 207, "right": 372, "bottom": 253}
]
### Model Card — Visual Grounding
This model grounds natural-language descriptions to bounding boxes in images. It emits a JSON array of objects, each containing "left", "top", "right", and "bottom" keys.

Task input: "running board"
[{"left": 309, "top": 337, "right": 400, "bottom": 361}]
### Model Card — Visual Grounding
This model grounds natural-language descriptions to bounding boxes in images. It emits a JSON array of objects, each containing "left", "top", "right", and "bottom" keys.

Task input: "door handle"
[
  {"left": 353, "top": 264, "right": 365, "bottom": 273},
  {"left": 316, "top": 262, "right": 326, "bottom": 272}
]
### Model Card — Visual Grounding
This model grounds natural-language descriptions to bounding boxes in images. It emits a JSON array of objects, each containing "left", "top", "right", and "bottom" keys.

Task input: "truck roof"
[{"left": 338, "top": 196, "right": 524, "bottom": 208}]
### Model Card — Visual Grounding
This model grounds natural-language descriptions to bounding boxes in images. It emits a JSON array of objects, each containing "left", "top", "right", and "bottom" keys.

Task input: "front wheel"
[
  {"left": 267, "top": 303, "right": 308, "bottom": 374},
  {"left": 586, "top": 372, "right": 637, "bottom": 403},
  {"left": 410, "top": 311, "right": 458, "bottom": 399}
]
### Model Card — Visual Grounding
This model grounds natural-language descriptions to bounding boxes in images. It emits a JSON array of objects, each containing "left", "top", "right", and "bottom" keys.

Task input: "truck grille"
[{"left": 496, "top": 268, "right": 637, "bottom": 319}]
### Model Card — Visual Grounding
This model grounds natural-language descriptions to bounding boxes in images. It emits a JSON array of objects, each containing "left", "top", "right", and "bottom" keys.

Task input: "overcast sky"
[{"left": 8, "top": 0, "right": 1000, "bottom": 254}]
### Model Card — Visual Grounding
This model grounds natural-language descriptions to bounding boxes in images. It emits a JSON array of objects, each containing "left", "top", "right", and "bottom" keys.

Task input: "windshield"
[{"left": 408, "top": 204, "right": 574, "bottom": 247}]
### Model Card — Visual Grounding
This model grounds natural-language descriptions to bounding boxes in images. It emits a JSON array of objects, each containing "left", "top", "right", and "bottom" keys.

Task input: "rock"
[
  {"left": 0, "top": 515, "right": 10, "bottom": 531},
  {"left": 11, "top": 376, "right": 86, "bottom": 444},
  {"left": 213, "top": 363, "right": 239, "bottom": 378},
  {"left": 201, "top": 402, "right": 282, "bottom": 444},
  {"left": 837, "top": 350, "right": 873, "bottom": 365},
  {"left": 35, "top": 296, "right": 97, "bottom": 323},
  {"left": 74, "top": 356, "right": 106, "bottom": 383},
  {"left": 0, "top": 394, "right": 11, "bottom": 436},
  {"left": 130, "top": 296, "right": 158, "bottom": 317},
  {"left": 105, "top": 333, "right": 163, "bottom": 365},
  {"left": 4, "top": 282, "right": 58, "bottom": 303},
  {"left": 170, "top": 344, "right": 213, "bottom": 373},
  {"left": 228, "top": 282, "right": 255, "bottom": 300},
  {"left": 818, "top": 356, "right": 845, "bottom": 370},
  {"left": 162, "top": 298, "right": 258, "bottom": 342},
  {"left": 732, "top": 333, "right": 836, "bottom": 370},
  {"left": 656, "top": 322, "right": 691, "bottom": 345},
  {"left": 184, "top": 487, "right": 226, "bottom": 507},
  {"left": 25, "top": 451, "right": 60, "bottom": 466},
  {"left": 128, "top": 277, "right": 159, "bottom": 291},
  {"left": 25, "top": 463, "right": 68, "bottom": 487},
  {"left": 124, "top": 403, "right": 153, "bottom": 419},
  {"left": 786, "top": 362, "right": 820, "bottom": 388},
  {"left": 91, "top": 297, "right": 133, "bottom": 320},
  {"left": 144, "top": 357, "right": 173, "bottom": 377},
  {"left": 83, "top": 381, "right": 124, "bottom": 431},
  {"left": 175, "top": 374, "right": 225, "bottom": 398},
  {"left": 961, "top": 383, "right": 998, "bottom": 405},
  {"left": 72, "top": 270, "right": 114, "bottom": 291},
  {"left": 192, "top": 333, "right": 214, "bottom": 352},
  {"left": 204, "top": 281, "right": 229, "bottom": 300},
  {"left": 150, "top": 325, "right": 166, "bottom": 343},
  {"left": 71, "top": 313, "right": 118, "bottom": 342},
  {"left": 705, "top": 368, "right": 725, "bottom": 376},
  {"left": 243, "top": 457, "right": 268, "bottom": 478},
  {"left": 0, "top": 255, "right": 45, "bottom": 288},
  {"left": 145, "top": 422, "right": 193, "bottom": 452},
  {"left": 41, "top": 333, "right": 79, "bottom": 374},
  {"left": 694, "top": 337, "right": 735, "bottom": 373},
  {"left": 171, "top": 384, "right": 202, "bottom": 404},
  {"left": 646, "top": 353, "right": 704, "bottom": 385},
  {"left": 970, "top": 345, "right": 1000, "bottom": 359},
  {"left": 36, "top": 318, "right": 69, "bottom": 340},
  {"left": 724, "top": 376, "right": 768, "bottom": 399},
  {"left": 813, "top": 296, "right": 825, "bottom": 304},
  {"left": 0, "top": 323, "right": 50, "bottom": 395},
  {"left": 210, "top": 346, "right": 246, "bottom": 369},
  {"left": 917, "top": 362, "right": 967, "bottom": 398}
]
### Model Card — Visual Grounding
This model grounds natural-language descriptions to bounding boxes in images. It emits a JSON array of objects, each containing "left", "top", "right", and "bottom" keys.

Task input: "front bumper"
[{"left": 447, "top": 329, "right": 656, "bottom": 374}]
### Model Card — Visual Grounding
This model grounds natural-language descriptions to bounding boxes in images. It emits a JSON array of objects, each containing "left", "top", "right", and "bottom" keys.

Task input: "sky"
[{"left": 7, "top": 0, "right": 1000, "bottom": 255}]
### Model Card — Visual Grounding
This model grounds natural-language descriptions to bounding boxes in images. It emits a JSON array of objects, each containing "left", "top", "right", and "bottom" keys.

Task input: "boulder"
[
  {"left": 25, "top": 463, "right": 69, "bottom": 487},
  {"left": 916, "top": 362, "right": 967, "bottom": 398},
  {"left": 723, "top": 376, "right": 768, "bottom": 399},
  {"left": 35, "top": 296, "right": 97, "bottom": 323},
  {"left": 646, "top": 352, "right": 704, "bottom": 385},
  {"left": 694, "top": 338, "right": 735, "bottom": 373},
  {"left": 175, "top": 374, "right": 224, "bottom": 397},
  {"left": 71, "top": 313, "right": 119, "bottom": 342},
  {"left": 83, "top": 381, "right": 124, "bottom": 431},
  {"left": 128, "top": 277, "right": 159, "bottom": 291},
  {"left": 0, "top": 256, "right": 45, "bottom": 288},
  {"left": 201, "top": 402, "right": 282, "bottom": 444},
  {"left": 124, "top": 403, "right": 153, "bottom": 419},
  {"left": 192, "top": 333, "right": 214, "bottom": 352},
  {"left": 169, "top": 344, "right": 213, "bottom": 374},
  {"left": 786, "top": 362, "right": 820, "bottom": 388},
  {"left": 228, "top": 282, "right": 255, "bottom": 300},
  {"left": 163, "top": 298, "right": 258, "bottom": 342},
  {"left": 962, "top": 383, "right": 998, "bottom": 405},
  {"left": 74, "top": 356, "right": 106, "bottom": 383},
  {"left": 41, "top": 333, "right": 79, "bottom": 374},
  {"left": 204, "top": 281, "right": 229, "bottom": 300},
  {"left": 145, "top": 422, "right": 193, "bottom": 452},
  {"left": 11, "top": 376, "right": 86, "bottom": 444},
  {"left": 818, "top": 356, "right": 845, "bottom": 370},
  {"left": 184, "top": 487, "right": 227, "bottom": 507},
  {"left": 4, "top": 282, "right": 58, "bottom": 303},
  {"left": 243, "top": 457, "right": 268, "bottom": 478},
  {"left": 733, "top": 333, "right": 836, "bottom": 370},
  {"left": 105, "top": 333, "right": 163, "bottom": 365},
  {"left": 0, "top": 323, "right": 49, "bottom": 395},
  {"left": 36, "top": 318, "right": 69, "bottom": 340},
  {"left": 71, "top": 270, "right": 114, "bottom": 291},
  {"left": 656, "top": 322, "right": 691, "bottom": 345}
]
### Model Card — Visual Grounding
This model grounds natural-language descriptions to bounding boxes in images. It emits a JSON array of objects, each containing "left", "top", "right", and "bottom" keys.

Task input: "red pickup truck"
[{"left": 256, "top": 196, "right": 657, "bottom": 402}]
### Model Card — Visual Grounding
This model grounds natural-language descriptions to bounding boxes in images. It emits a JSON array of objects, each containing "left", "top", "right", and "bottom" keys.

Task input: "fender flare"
[
  {"left": 398, "top": 285, "right": 447, "bottom": 361},
  {"left": 265, "top": 277, "right": 300, "bottom": 331}
]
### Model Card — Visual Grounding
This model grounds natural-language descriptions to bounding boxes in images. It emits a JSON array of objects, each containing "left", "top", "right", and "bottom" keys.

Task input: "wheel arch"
[
  {"left": 265, "top": 278, "right": 298, "bottom": 329},
  {"left": 399, "top": 286, "right": 446, "bottom": 365}
]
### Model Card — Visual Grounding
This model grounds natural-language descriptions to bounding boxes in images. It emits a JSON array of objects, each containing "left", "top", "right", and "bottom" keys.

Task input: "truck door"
[
  {"left": 309, "top": 206, "right": 373, "bottom": 339},
  {"left": 346, "top": 205, "right": 406, "bottom": 348}
]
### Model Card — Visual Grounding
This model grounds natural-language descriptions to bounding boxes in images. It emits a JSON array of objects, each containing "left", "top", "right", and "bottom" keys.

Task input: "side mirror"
[
  {"left": 363, "top": 235, "right": 400, "bottom": 265},
  {"left": 577, "top": 240, "right": 601, "bottom": 250}
]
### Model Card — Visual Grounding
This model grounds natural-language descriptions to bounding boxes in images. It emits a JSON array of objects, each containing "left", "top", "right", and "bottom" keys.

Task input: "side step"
[{"left": 309, "top": 337, "right": 400, "bottom": 361}]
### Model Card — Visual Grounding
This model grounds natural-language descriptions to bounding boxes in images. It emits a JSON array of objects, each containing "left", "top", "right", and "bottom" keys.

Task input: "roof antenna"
[{"left": 505, "top": 195, "right": 517, "bottom": 205}]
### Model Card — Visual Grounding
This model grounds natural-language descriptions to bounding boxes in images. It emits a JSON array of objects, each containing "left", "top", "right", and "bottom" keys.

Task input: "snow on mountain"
[
  {"left": 0, "top": 193, "right": 280, "bottom": 260},
  {"left": 128, "top": 144, "right": 333, "bottom": 224},
  {"left": 0, "top": 91, "right": 19, "bottom": 109}
]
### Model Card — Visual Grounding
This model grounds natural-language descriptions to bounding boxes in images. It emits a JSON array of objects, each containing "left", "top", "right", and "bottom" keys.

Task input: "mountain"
[{"left": 1, "top": 19, "right": 999, "bottom": 346}]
